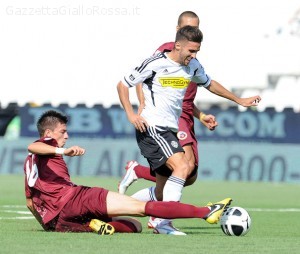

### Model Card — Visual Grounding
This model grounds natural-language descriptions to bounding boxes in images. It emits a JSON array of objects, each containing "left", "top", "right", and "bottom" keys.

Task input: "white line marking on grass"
[
  {"left": 0, "top": 205, "right": 33, "bottom": 220},
  {"left": 0, "top": 205, "right": 26, "bottom": 208},
  {"left": 247, "top": 208, "right": 300, "bottom": 212},
  {"left": 0, "top": 217, "right": 34, "bottom": 220},
  {"left": 2, "top": 210, "right": 32, "bottom": 214}
]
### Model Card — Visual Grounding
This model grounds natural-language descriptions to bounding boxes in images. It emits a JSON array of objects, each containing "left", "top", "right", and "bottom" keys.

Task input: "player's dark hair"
[
  {"left": 37, "top": 110, "right": 68, "bottom": 137},
  {"left": 175, "top": 25, "right": 203, "bottom": 43},
  {"left": 178, "top": 11, "right": 199, "bottom": 26}
]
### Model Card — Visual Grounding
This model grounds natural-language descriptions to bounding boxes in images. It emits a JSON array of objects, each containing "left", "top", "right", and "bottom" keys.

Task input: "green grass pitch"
[{"left": 1, "top": 175, "right": 300, "bottom": 254}]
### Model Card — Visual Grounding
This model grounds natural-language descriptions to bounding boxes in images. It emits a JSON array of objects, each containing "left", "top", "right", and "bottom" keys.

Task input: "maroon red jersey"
[
  {"left": 155, "top": 42, "right": 197, "bottom": 123},
  {"left": 24, "top": 137, "right": 76, "bottom": 224}
]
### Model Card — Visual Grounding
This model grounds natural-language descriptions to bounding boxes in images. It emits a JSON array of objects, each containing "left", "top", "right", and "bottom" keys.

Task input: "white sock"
[
  {"left": 163, "top": 175, "right": 185, "bottom": 202},
  {"left": 131, "top": 186, "right": 157, "bottom": 202}
]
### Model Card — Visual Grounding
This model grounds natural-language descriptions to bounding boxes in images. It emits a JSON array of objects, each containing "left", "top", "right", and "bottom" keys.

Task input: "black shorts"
[{"left": 136, "top": 126, "right": 184, "bottom": 176}]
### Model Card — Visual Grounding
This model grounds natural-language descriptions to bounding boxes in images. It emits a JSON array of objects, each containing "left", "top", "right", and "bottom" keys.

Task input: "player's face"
[
  {"left": 178, "top": 40, "right": 200, "bottom": 66},
  {"left": 46, "top": 122, "right": 69, "bottom": 148}
]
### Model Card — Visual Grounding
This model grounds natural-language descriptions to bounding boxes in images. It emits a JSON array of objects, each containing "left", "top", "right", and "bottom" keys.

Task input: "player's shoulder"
[
  {"left": 138, "top": 52, "right": 166, "bottom": 71},
  {"left": 154, "top": 42, "right": 174, "bottom": 55},
  {"left": 189, "top": 58, "right": 204, "bottom": 70}
]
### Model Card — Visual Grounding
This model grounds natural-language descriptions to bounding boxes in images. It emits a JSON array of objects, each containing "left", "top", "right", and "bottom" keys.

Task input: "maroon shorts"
[
  {"left": 178, "top": 117, "right": 199, "bottom": 166},
  {"left": 54, "top": 186, "right": 110, "bottom": 232}
]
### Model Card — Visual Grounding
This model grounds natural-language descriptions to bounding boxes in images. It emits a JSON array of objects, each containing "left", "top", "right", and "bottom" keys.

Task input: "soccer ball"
[{"left": 220, "top": 206, "right": 251, "bottom": 236}]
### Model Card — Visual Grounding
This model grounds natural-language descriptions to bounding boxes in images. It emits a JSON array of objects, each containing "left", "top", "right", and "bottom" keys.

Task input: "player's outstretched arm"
[
  {"left": 28, "top": 142, "right": 85, "bottom": 156},
  {"left": 207, "top": 80, "right": 261, "bottom": 107},
  {"left": 63, "top": 146, "right": 85, "bottom": 157}
]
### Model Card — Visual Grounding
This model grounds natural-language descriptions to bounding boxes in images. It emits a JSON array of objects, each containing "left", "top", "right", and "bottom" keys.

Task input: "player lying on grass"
[{"left": 24, "top": 110, "right": 232, "bottom": 235}]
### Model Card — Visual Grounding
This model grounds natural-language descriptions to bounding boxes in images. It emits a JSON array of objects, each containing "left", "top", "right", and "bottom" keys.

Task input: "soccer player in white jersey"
[
  {"left": 117, "top": 26, "right": 261, "bottom": 235},
  {"left": 119, "top": 11, "right": 219, "bottom": 235}
]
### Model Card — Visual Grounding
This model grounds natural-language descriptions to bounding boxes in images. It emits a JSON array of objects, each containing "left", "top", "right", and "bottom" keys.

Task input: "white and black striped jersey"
[{"left": 122, "top": 52, "right": 211, "bottom": 131}]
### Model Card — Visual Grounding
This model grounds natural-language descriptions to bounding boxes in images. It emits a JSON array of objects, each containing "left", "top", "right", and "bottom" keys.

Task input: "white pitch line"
[
  {"left": 246, "top": 208, "right": 300, "bottom": 212},
  {"left": 2, "top": 210, "right": 32, "bottom": 214},
  {"left": 0, "top": 217, "right": 34, "bottom": 220},
  {"left": 0, "top": 205, "right": 26, "bottom": 208}
]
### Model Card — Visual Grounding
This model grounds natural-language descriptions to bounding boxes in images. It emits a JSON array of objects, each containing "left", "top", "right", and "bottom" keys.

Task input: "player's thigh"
[{"left": 106, "top": 191, "right": 145, "bottom": 217}]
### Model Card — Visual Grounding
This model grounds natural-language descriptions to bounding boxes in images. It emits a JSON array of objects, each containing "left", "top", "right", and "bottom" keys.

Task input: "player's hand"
[
  {"left": 238, "top": 95, "right": 261, "bottom": 107},
  {"left": 64, "top": 146, "right": 85, "bottom": 157},
  {"left": 128, "top": 113, "right": 148, "bottom": 132},
  {"left": 201, "top": 114, "right": 218, "bottom": 131}
]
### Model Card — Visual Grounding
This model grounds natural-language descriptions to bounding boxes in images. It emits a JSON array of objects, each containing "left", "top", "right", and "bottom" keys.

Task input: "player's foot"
[
  {"left": 153, "top": 219, "right": 186, "bottom": 236},
  {"left": 89, "top": 219, "right": 115, "bottom": 235},
  {"left": 204, "top": 198, "right": 232, "bottom": 224},
  {"left": 147, "top": 216, "right": 164, "bottom": 229},
  {"left": 118, "top": 161, "right": 139, "bottom": 194}
]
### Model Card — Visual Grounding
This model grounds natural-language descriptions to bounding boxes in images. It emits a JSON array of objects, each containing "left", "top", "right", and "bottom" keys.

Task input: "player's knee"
[{"left": 173, "top": 163, "right": 190, "bottom": 179}]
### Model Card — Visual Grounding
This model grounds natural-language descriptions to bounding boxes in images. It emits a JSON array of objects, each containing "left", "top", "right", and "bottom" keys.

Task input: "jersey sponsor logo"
[
  {"left": 158, "top": 77, "right": 190, "bottom": 89},
  {"left": 177, "top": 131, "right": 187, "bottom": 140},
  {"left": 171, "top": 140, "right": 178, "bottom": 148}
]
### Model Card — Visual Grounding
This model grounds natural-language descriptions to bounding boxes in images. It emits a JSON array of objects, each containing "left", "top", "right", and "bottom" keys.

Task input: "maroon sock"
[
  {"left": 145, "top": 201, "right": 210, "bottom": 219},
  {"left": 109, "top": 220, "right": 139, "bottom": 233},
  {"left": 135, "top": 164, "right": 156, "bottom": 182}
]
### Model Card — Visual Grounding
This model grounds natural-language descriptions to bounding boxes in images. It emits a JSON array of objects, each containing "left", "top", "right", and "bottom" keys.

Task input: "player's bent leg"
[
  {"left": 163, "top": 153, "right": 189, "bottom": 202},
  {"left": 118, "top": 161, "right": 139, "bottom": 194},
  {"left": 166, "top": 152, "right": 190, "bottom": 180},
  {"left": 110, "top": 217, "right": 142, "bottom": 233}
]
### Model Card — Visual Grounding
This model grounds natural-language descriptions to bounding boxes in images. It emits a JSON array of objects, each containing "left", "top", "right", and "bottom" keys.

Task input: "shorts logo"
[
  {"left": 129, "top": 74, "right": 135, "bottom": 81},
  {"left": 177, "top": 131, "right": 187, "bottom": 140},
  {"left": 171, "top": 141, "right": 178, "bottom": 148}
]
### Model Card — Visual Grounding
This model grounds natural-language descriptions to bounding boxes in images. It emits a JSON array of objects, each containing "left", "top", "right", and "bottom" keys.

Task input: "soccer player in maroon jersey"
[{"left": 24, "top": 110, "right": 232, "bottom": 235}]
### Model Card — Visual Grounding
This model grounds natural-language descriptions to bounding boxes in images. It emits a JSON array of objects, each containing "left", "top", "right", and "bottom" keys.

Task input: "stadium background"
[{"left": 0, "top": 0, "right": 299, "bottom": 184}]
